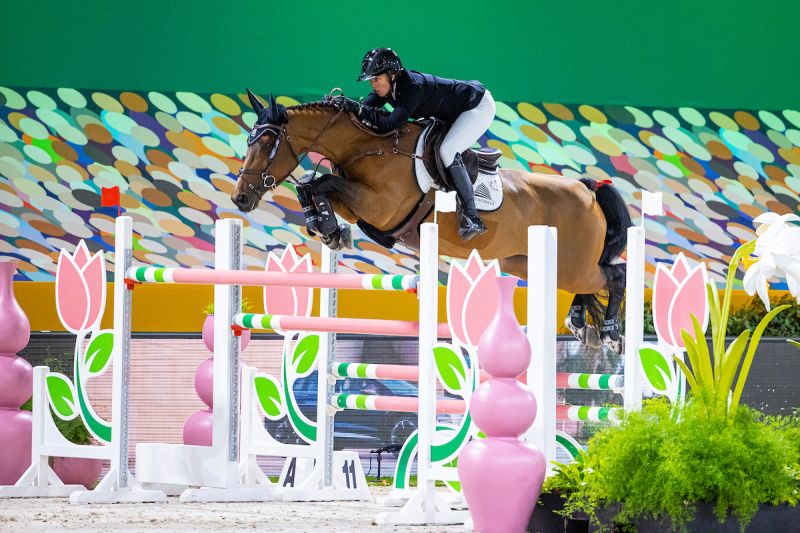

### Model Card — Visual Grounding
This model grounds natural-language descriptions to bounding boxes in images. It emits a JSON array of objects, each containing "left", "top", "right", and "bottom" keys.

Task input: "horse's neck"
[
  {"left": 286, "top": 108, "right": 422, "bottom": 230},
  {"left": 287, "top": 108, "right": 363, "bottom": 170}
]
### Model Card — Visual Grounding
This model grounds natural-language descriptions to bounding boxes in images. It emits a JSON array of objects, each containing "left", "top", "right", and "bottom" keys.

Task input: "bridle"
[
  {"left": 237, "top": 98, "right": 348, "bottom": 196},
  {"left": 237, "top": 123, "right": 299, "bottom": 195}
]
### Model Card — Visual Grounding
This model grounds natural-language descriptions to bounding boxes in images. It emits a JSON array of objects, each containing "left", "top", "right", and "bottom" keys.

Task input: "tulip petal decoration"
[
  {"left": 652, "top": 253, "right": 709, "bottom": 350},
  {"left": 263, "top": 244, "right": 313, "bottom": 322},
  {"left": 394, "top": 251, "right": 498, "bottom": 492},
  {"left": 446, "top": 250, "right": 501, "bottom": 349},
  {"left": 55, "top": 241, "right": 107, "bottom": 334}
]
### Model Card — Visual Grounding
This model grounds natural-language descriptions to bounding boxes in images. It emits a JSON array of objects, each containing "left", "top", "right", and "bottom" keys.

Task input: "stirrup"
[{"left": 457, "top": 216, "right": 487, "bottom": 241}]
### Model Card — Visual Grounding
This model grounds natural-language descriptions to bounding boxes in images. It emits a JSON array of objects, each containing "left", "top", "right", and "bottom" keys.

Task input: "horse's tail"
[
  {"left": 579, "top": 178, "right": 633, "bottom": 329},
  {"left": 579, "top": 178, "right": 633, "bottom": 265}
]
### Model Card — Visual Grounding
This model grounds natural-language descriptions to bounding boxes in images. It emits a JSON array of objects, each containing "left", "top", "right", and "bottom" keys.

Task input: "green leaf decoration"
[
  {"left": 254, "top": 373, "right": 285, "bottom": 420},
  {"left": 292, "top": 333, "right": 319, "bottom": 377},
  {"left": 638, "top": 345, "right": 673, "bottom": 394},
  {"left": 432, "top": 343, "right": 467, "bottom": 396},
  {"left": 442, "top": 458, "right": 460, "bottom": 492},
  {"left": 84, "top": 330, "right": 114, "bottom": 375},
  {"left": 46, "top": 373, "right": 78, "bottom": 420}
]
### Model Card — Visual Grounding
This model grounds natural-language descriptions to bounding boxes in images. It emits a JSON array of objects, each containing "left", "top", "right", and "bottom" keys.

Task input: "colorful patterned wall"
[{"left": 1, "top": 86, "right": 799, "bottom": 289}]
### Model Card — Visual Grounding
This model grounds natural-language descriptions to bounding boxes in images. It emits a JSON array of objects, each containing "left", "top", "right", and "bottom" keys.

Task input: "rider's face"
[{"left": 370, "top": 73, "right": 392, "bottom": 97}]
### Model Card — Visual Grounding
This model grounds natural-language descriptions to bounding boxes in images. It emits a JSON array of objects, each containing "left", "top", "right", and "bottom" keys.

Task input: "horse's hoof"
[
  {"left": 338, "top": 224, "right": 353, "bottom": 249},
  {"left": 601, "top": 333, "right": 625, "bottom": 355},
  {"left": 565, "top": 316, "right": 601, "bottom": 349},
  {"left": 583, "top": 326, "right": 602, "bottom": 349}
]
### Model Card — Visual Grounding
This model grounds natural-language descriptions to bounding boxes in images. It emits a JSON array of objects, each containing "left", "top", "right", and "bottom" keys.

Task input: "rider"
[{"left": 343, "top": 48, "right": 495, "bottom": 241}]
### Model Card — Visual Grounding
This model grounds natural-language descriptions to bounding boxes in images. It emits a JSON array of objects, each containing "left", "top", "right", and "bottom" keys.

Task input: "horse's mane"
[
  {"left": 286, "top": 97, "right": 423, "bottom": 138},
  {"left": 287, "top": 100, "right": 338, "bottom": 112}
]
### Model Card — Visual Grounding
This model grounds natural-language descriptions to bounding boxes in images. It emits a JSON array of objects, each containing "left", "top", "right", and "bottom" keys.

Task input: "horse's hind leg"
[
  {"left": 599, "top": 263, "right": 627, "bottom": 354},
  {"left": 565, "top": 295, "right": 601, "bottom": 349}
]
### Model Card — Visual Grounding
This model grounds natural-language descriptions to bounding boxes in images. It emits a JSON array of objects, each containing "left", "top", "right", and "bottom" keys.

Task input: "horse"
[{"left": 231, "top": 90, "right": 633, "bottom": 352}]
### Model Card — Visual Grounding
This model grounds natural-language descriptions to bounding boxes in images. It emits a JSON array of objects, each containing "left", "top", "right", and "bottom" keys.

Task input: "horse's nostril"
[{"left": 233, "top": 194, "right": 249, "bottom": 208}]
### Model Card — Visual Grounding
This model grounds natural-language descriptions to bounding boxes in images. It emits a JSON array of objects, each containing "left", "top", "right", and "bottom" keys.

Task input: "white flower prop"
[{"left": 742, "top": 213, "right": 800, "bottom": 310}]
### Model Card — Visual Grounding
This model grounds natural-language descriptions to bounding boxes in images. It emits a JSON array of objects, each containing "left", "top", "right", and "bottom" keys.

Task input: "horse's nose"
[{"left": 232, "top": 193, "right": 250, "bottom": 210}]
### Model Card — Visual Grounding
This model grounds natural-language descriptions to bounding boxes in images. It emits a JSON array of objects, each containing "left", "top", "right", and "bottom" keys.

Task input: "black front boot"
[{"left": 447, "top": 154, "right": 487, "bottom": 241}]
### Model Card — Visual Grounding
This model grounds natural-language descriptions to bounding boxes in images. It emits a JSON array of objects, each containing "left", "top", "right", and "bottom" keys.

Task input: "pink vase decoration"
[
  {"left": 457, "top": 276, "right": 546, "bottom": 533},
  {"left": 51, "top": 456, "right": 102, "bottom": 489},
  {"left": 183, "top": 314, "right": 249, "bottom": 445},
  {"left": 0, "top": 260, "right": 34, "bottom": 485}
]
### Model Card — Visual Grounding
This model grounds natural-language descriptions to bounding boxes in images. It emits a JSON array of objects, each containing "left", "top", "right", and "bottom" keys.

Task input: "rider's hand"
[{"left": 340, "top": 98, "right": 361, "bottom": 115}]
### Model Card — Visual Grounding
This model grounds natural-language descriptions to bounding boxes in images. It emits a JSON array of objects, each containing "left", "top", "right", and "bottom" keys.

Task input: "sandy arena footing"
[{"left": 0, "top": 487, "right": 470, "bottom": 533}]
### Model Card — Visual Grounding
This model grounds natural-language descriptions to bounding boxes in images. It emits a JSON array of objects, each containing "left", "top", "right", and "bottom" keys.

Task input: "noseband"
[{"left": 237, "top": 123, "right": 299, "bottom": 195}]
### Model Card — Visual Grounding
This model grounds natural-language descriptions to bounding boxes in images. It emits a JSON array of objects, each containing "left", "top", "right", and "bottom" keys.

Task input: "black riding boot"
[{"left": 447, "top": 154, "right": 487, "bottom": 241}]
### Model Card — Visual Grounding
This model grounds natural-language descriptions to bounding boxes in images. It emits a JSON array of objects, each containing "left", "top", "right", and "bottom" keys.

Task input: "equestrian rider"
[{"left": 341, "top": 48, "right": 496, "bottom": 241}]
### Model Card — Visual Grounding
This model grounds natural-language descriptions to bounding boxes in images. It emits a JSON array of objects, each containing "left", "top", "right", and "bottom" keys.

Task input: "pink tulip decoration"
[
  {"left": 652, "top": 252, "right": 709, "bottom": 350},
  {"left": 55, "top": 241, "right": 106, "bottom": 335},
  {"left": 447, "top": 250, "right": 501, "bottom": 349},
  {"left": 263, "top": 244, "right": 313, "bottom": 323},
  {"left": 53, "top": 242, "right": 112, "bottom": 443},
  {"left": 458, "top": 276, "right": 546, "bottom": 533},
  {"left": 262, "top": 244, "right": 319, "bottom": 444}
]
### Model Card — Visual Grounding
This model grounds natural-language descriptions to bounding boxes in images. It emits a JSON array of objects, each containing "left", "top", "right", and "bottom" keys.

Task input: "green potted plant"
[
  {"left": 551, "top": 399, "right": 800, "bottom": 532},
  {"left": 530, "top": 453, "right": 594, "bottom": 532}
]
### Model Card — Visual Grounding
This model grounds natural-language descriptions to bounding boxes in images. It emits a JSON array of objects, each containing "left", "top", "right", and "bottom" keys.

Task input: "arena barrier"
[
  {"left": 0, "top": 225, "right": 166, "bottom": 504},
  {"left": 0, "top": 214, "right": 645, "bottom": 525}
]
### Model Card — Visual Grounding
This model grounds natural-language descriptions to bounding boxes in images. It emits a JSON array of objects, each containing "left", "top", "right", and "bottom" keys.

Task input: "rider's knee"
[{"left": 438, "top": 142, "right": 459, "bottom": 167}]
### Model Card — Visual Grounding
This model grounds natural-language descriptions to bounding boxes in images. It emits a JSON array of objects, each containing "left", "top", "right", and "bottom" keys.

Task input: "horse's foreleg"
[{"left": 565, "top": 295, "right": 601, "bottom": 349}]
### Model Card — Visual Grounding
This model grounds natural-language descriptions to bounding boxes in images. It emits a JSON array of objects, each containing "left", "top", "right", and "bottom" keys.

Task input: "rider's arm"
[
  {"left": 361, "top": 92, "right": 387, "bottom": 108},
  {"left": 358, "top": 106, "right": 409, "bottom": 133},
  {"left": 357, "top": 85, "right": 422, "bottom": 133}
]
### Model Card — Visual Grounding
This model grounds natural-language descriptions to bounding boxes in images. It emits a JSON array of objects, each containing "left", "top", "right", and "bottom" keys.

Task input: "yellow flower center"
[{"left": 741, "top": 256, "right": 759, "bottom": 269}]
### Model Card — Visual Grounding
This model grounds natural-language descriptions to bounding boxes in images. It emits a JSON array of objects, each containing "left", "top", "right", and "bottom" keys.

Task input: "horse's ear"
[
  {"left": 266, "top": 94, "right": 287, "bottom": 124},
  {"left": 247, "top": 89, "right": 265, "bottom": 114}
]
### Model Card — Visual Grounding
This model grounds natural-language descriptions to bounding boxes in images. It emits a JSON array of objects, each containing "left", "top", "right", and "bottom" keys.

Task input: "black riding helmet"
[{"left": 357, "top": 48, "right": 403, "bottom": 81}]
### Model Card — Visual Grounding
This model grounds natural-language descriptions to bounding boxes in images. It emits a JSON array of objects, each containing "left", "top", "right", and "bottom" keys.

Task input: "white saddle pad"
[{"left": 414, "top": 122, "right": 503, "bottom": 212}]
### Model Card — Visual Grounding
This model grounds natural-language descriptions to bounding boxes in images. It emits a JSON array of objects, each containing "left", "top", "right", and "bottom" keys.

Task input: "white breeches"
[{"left": 438, "top": 90, "right": 496, "bottom": 167}]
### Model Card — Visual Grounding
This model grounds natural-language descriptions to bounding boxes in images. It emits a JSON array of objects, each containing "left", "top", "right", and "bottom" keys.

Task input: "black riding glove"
[{"left": 339, "top": 98, "right": 361, "bottom": 115}]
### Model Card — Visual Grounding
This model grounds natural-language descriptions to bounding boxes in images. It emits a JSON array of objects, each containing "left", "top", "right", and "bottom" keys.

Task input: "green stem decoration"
[{"left": 74, "top": 331, "right": 112, "bottom": 443}]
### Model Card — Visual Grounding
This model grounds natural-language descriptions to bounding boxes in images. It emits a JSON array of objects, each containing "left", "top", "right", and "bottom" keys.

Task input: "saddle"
[{"left": 416, "top": 118, "right": 503, "bottom": 191}]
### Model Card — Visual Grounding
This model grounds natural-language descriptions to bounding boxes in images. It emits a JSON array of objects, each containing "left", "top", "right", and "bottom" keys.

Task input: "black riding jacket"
[{"left": 358, "top": 70, "right": 485, "bottom": 134}]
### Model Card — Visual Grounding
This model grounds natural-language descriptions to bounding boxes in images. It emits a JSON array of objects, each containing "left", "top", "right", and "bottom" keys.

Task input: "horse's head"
[{"left": 232, "top": 89, "right": 298, "bottom": 212}]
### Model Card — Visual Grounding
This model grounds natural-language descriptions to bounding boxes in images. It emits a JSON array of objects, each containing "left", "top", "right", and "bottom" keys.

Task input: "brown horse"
[{"left": 232, "top": 91, "right": 632, "bottom": 351}]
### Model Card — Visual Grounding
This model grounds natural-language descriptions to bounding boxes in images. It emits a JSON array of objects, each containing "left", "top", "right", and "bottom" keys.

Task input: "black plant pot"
[
  {"left": 627, "top": 502, "right": 800, "bottom": 532},
  {"left": 528, "top": 492, "right": 590, "bottom": 533},
  {"left": 529, "top": 495, "right": 800, "bottom": 532}
]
